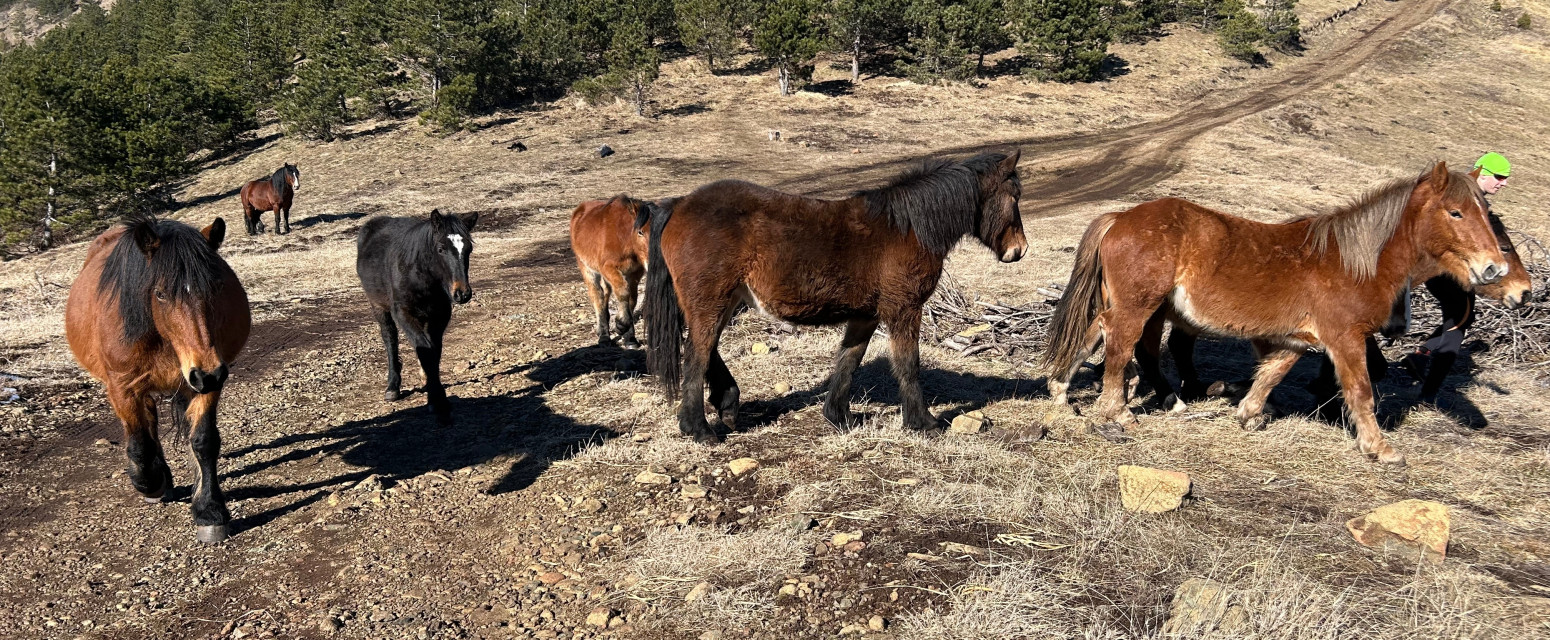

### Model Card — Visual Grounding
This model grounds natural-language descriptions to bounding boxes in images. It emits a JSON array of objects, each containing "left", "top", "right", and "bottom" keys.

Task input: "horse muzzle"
[
  {"left": 451, "top": 284, "right": 473, "bottom": 304},
  {"left": 186, "top": 365, "right": 228, "bottom": 394},
  {"left": 1472, "top": 261, "right": 1507, "bottom": 286}
]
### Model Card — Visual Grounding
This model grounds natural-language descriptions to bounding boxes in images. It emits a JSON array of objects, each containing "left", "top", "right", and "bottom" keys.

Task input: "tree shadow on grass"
[
  {"left": 220, "top": 344, "right": 640, "bottom": 535},
  {"left": 289, "top": 211, "right": 369, "bottom": 230}
]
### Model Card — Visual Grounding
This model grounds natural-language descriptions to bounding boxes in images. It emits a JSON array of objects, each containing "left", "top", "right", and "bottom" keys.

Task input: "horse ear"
[
  {"left": 459, "top": 211, "right": 478, "bottom": 230},
  {"left": 429, "top": 208, "right": 444, "bottom": 228},
  {"left": 999, "top": 148, "right": 1022, "bottom": 174},
  {"left": 201, "top": 218, "right": 226, "bottom": 250},
  {"left": 1467, "top": 166, "right": 1482, "bottom": 179},
  {"left": 1430, "top": 161, "right": 1448, "bottom": 185},
  {"left": 132, "top": 221, "right": 160, "bottom": 256}
]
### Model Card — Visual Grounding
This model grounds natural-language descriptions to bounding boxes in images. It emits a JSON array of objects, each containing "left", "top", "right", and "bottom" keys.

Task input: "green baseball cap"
[{"left": 1474, "top": 152, "right": 1510, "bottom": 178}]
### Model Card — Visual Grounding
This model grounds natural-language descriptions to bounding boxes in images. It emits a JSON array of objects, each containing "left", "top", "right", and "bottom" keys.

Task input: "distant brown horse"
[
  {"left": 65, "top": 215, "right": 251, "bottom": 543},
  {"left": 1044, "top": 162, "right": 1507, "bottom": 465},
  {"left": 643, "top": 151, "right": 1026, "bottom": 443},
  {"left": 240, "top": 163, "right": 300, "bottom": 235},
  {"left": 570, "top": 195, "right": 651, "bottom": 347}
]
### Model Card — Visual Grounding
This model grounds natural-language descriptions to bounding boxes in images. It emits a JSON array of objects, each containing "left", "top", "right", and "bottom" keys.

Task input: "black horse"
[{"left": 356, "top": 209, "right": 478, "bottom": 426}]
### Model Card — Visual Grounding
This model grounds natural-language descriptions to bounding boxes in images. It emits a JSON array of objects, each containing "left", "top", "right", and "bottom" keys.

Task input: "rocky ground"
[{"left": 2, "top": 1, "right": 1550, "bottom": 638}]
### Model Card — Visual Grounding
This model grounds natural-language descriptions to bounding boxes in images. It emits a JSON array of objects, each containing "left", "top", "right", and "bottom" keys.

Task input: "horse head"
[
  {"left": 285, "top": 163, "right": 301, "bottom": 191},
  {"left": 975, "top": 149, "right": 1026, "bottom": 263},
  {"left": 1478, "top": 213, "right": 1532, "bottom": 309},
  {"left": 1412, "top": 161, "right": 1509, "bottom": 289},
  {"left": 429, "top": 209, "right": 479, "bottom": 304},
  {"left": 123, "top": 217, "right": 233, "bottom": 394}
]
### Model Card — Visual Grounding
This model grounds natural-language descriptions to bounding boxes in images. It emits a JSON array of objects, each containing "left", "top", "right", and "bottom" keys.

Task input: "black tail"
[{"left": 642, "top": 201, "right": 683, "bottom": 395}]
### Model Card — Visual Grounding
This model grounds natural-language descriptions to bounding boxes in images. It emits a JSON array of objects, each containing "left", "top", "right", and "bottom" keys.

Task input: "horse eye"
[
  {"left": 154, "top": 289, "right": 168, "bottom": 301},
  {"left": 1448, "top": 209, "right": 1462, "bottom": 219}
]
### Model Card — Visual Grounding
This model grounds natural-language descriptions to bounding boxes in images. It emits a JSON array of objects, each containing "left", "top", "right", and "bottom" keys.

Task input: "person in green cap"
[{"left": 1397, "top": 152, "right": 1512, "bottom": 405}]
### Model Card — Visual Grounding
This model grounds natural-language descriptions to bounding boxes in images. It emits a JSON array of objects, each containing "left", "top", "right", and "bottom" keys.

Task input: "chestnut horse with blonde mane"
[
  {"left": 570, "top": 195, "right": 652, "bottom": 347},
  {"left": 66, "top": 216, "right": 251, "bottom": 543},
  {"left": 643, "top": 151, "right": 1026, "bottom": 443},
  {"left": 1045, "top": 162, "right": 1507, "bottom": 465}
]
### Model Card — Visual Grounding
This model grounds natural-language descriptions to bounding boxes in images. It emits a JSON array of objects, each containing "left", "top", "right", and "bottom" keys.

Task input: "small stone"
[
  {"left": 779, "top": 584, "right": 798, "bottom": 596},
  {"left": 868, "top": 615, "right": 886, "bottom": 631},
  {"left": 685, "top": 581, "right": 711, "bottom": 602},
  {"left": 839, "top": 623, "right": 867, "bottom": 635},
  {"left": 774, "top": 382, "right": 793, "bottom": 395},
  {"left": 940, "top": 542, "right": 987, "bottom": 557},
  {"left": 681, "top": 484, "right": 709, "bottom": 499},
  {"left": 1162, "top": 578, "right": 1248, "bottom": 636},
  {"left": 843, "top": 540, "right": 866, "bottom": 553},
  {"left": 1117, "top": 465, "right": 1192, "bottom": 513},
  {"left": 751, "top": 342, "right": 771, "bottom": 355},
  {"left": 831, "top": 531, "right": 864, "bottom": 547},
  {"left": 539, "top": 571, "right": 566, "bottom": 586},
  {"left": 949, "top": 412, "right": 989, "bottom": 434},
  {"left": 630, "top": 392, "right": 652, "bottom": 404},
  {"left": 93, "top": 438, "right": 111, "bottom": 447},
  {"left": 597, "top": 145, "right": 614, "bottom": 158},
  {"left": 634, "top": 471, "right": 673, "bottom": 485},
  {"left": 727, "top": 458, "right": 761, "bottom": 476},
  {"left": 577, "top": 498, "right": 605, "bottom": 513},
  {"left": 353, "top": 474, "right": 383, "bottom": 493},
  {"left": 1346, "top": 499, "right": 1450, "bottom": 562},
  {"left": 699, "top": 632, "right": 723, "bottom": 640},
  {"left": 586, "top": 608, "right": 614, "bottom": 627},
  {"left": 631, "top": 432, "right": 652, "bottom": 442}
]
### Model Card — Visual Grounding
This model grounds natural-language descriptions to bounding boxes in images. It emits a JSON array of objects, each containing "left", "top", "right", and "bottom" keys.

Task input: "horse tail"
[
  {"left": 1043, "top": 211, "right": 1119, "bottom": 375},
  {"left": 642, "top": 200, "right": 683, "bottom": 395}
]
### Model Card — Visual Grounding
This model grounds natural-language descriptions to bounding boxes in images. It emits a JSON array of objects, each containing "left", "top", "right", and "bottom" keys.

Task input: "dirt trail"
[{"left": 781, "top": 0, "right": 1450, "bottom": 211}]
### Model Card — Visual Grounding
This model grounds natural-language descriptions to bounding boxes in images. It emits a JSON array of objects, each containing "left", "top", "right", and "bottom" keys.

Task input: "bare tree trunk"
[
  {"left": 41, "top": 101, "right": 56, "bottom": 249},
  {"left": 851, "top": 33, "right": 861, "bottom": 83},
  {"left": 778, "top": 60, "right": 790, "bottom": 95}
]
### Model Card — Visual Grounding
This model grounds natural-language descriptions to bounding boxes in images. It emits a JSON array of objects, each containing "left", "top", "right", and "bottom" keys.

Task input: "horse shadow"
[
  {"left": 219, "top": 348, "right": 630, "bottom": 535},
  {"left": 289, "top": 211, "right": 370, "bottom": 230}
]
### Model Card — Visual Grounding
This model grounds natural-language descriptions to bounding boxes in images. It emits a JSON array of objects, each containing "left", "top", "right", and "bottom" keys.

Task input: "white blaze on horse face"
[{"left": 448, "top": 234, "right": 465, "bottom": 257}]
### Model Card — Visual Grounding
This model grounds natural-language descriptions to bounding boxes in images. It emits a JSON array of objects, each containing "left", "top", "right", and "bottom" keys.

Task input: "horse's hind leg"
[
  {"left": 1095, "top": 308, "right": 1151, "bottom": 426},
  {"left": 1166, "top": 327, "right": 1208, "bottom": 401},
  {"left": 1049, "top": 321, "right": 1103, "bottom": 406},
  {"left": 886, "top": 310, "right": 939, "bottom": 432},
  {"left": 582, "top": 266, "right": 612, "bottom": 346},
  {"left": 1136, "top": 310, "right": 1183, "bottom": 413},
  {"left": 1234, "top": 340, "right": 1302, "bottom": 431},
  {"left": 706, "top": 350, "right": 740, "bottom": 432},
  {"left": 109, "top": 387, "right": 172, "bottom": 503},
  {"left": 374, "top": 306, "right": 404, "bottom": 401},
  {"left": 822, "top": 318, "right": 879, "bottom": 430},
  {"left": 612, "top": 267, "right": 643, "bottom": 348},
  {"left": 679, "top": 304, "right": 731, "bottom": 443},
  {"left": 242, "top": 202, "right": 258, "bottom": 236},
  {"left": 184, "top": 388, "right": 230, "bottom": 543}
]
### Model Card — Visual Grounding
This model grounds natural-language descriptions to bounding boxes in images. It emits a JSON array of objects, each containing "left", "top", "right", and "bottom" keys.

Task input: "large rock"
[
  {"left": 949, "top": 411, "right": 989, "bottom": 434},
  {"left": 1117, "top": 465, "right": 1191, "bottom": 513},
  {"left": 634, "top": 471, "right": 673, "bottom": 485},
  {"left": 727, "top": 458, "right": 761, "bottom": 476},
  {"left": 1346, "top": 499, "right": 1450, "bottom": 562},
  {"left": 1162, "top": 578, "right": 1248, "bottom": 636}
]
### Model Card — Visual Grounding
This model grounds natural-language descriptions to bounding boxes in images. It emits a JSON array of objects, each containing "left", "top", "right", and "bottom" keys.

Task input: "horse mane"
[
  {"left": 859, "top": 153, "right": 1003, "bottom": 256},
  {"left": 1303, "top": 168, "right": 1480, "bottom": 280},
  {"left": 97, "top": 214, "right": 226, "bottom": 343},
  {"left": 269, "top": 165, "right": 292, "bottom": 200}
]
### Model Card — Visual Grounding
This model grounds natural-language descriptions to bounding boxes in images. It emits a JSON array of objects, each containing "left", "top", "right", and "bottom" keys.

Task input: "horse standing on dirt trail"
[
  {"left": 240, "top": 163, "right": 301, "bottom": 236},
  {"left": 1043, "top": 162, "right": 1508, "bottom": 466},
  {"left": 1163, "top": 209, "right": 1533, "bottom": 419},
  {"left": 65, "top": 215, "right": 251, "bottom": 544},
  {"left": 356, "top": 209, "right": 479, "bottom": 426},
  {"left": 570, "top": 195, "right": 654, "bottom": 347},
  {"left": 641, "top": 151, "right": 1027, "bottom": 443}
]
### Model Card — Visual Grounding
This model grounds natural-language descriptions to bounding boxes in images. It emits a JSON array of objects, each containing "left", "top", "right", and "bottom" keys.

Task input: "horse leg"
[
  {"left": 678, "top": 306, "right": 729, "bottom": 443},
  {"left": 282, "top": 204, "right": 291, "bottom": 235},
  {"left": 583, "top": 267, "right": 612, "bottom": 346},
  {"left": 1136, "top": 310, "right": 1183, "bottom": 413},
  {"left": 1095, "top": 309, "right": 1148, "bottom": 426},
  {"left": 109, "top": 387, "right": 172, "bottom": 503},
  {"left": 1234, "top": 340, "right": 1301, "bottom": 431},
  {"left": 823, "top": 318, "right": 879, "bottom": 430},
  {"left": 242, "top": 201, "right": 258, "bottom": 236},
  {"left": 1049, "top": 321, "right": 1104, "bottom": 406},
  {"left": 613, "top": 268, "right": 642, "bottom": 348},
  {"left": 374, "top": 306, "right": 403, "bottom": 401},
  {"left": 1165, "top": 327, "right": 1208, "bottom": 401},
  {"left": 706, "top": 350, "right": 740, "bottom": 432},
  {"left": 185, "top": 389, "right": 230, "bottom": 543},
  {"left": 886, "top": 311, "right": 937, "bottom": 432},
  {"left": 395, "top": 307, "right": 451, "bottom": 426},
  {"left": 1420, "top": 327, "right": 1464, "bottom": 404},
  {"left": 1327, "top": 334, "right": 1404, "bottom": 465}
]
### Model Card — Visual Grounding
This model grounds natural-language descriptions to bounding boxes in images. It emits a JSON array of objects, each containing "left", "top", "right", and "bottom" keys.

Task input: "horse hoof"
[
  {"left": 1091, "top": 422, "right": 1132, "bottom": 443},
  {"left": 1239, "top": 414, "right": 1270, "bottom": 431},
  {"left": 143, "top": 495, "right": 163, "bottom": 505},
  {"left": 195, "top": 525, "right": 229, "bottom": 544},
  {"left": 1378, "top": 450, "right": 1407, "bottom": 466},
  {"left": 1164, "top": 394, "right": 1186, "bottom": 414},
  {"left": 1206, "top": 381, "right": 1228, "bottom": 397},
  {"left": 383, "top": 390, "right": 403, "bottom": 402},
  {"left": 691, "top": 431, "right": 722, "bottom": 445},
  {"left": 620, "top": 339, "right": 642, "bottom": 349}
]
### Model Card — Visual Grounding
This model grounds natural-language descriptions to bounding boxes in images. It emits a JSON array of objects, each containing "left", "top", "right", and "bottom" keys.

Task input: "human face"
[{"left": 1477, "top": 171, "right": 1508, "bottom": 195}]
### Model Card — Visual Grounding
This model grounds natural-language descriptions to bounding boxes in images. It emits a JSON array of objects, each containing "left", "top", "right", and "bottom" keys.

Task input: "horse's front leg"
[
  {"left": 281, "top": 204, "right": 291, "bottom": 235},
  {"left": 886, "top": 311, "right": 937, "bottom": 432},
  {"left": 184, "top": 388, "right": 231, "bottom": 543},
  {"left": 1165, "top": 326, "right": 1208, "bottom": 401},
  {"left": 1135, "top": 310, "right": 1183, "bottom": 412},
  {"left": 1328, "top": 335, "right": 1405, "bottom": 465},
  {"left": 395, "top": 307, "right": 451, "bottom": 426},
  {"left": 1234, "top": 340, "right": 1301, "bottom": 431},
  {"left": 824, "top": 318, "right": 878, "bottom": 430},
  {"left": 110, "top": 386, "right": 172, "bottom": 503}
]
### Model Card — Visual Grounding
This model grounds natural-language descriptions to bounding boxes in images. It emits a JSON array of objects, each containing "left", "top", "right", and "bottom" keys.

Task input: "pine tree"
[
  {"left": 1215, "top": 0, "right": 1265, "bottom": 61},
  {"left": 829, "top": 0, "right": 906, "bottom": 82},
  {"left": 897, "top": 0, "right": 974, "bottom": 83},
  {"left": 1009, "top": 0, "right": 1110, "bottom": 82},
  {"left": 754, "top": 0, "right": 824, "bottom": 95},
  {"left": 676, "top": 0, "right": 743, "bottom": 72},
  {"left": 1259, "top": 0, "right": 1301, "bottom": 53}
]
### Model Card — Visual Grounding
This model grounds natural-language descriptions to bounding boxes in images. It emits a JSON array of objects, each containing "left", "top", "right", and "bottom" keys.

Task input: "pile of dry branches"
[{"left": 924, "top": 273, "right": 1058, "bottom": 366}]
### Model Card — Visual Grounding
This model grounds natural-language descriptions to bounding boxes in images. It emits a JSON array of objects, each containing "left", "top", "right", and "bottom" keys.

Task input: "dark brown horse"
[
  {"left": 65, "top": 215, "right": 251, "bottom": 543},
  {"left": 240, "top": 163, "right": 301, "bottom": 235},
  {"left": 1044, "top": 162, "right": 1507, "bottom": 465},
  {"left": 642, "top": 151, "right": 1026, "bottom": 443},
  {"left": 570, "top": 195, "right": 651, "bottom": 347}
]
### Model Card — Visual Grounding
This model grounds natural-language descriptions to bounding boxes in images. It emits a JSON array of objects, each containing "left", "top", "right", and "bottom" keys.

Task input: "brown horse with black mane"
[
  {"left": 66, "top": 215, "right": 251, "bottom": 543},
  {"left": 570, "top": 195, "right": 652, "bottom": 347},
  {"left": 642, "top": 151, "right": 1026, "bottom": 443},
  {"left": 1044, "top": 162, "right": 1507, "bottom": 465},
  {"left": 240, "top": 163, "right": 300, "bottom": 235}
]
